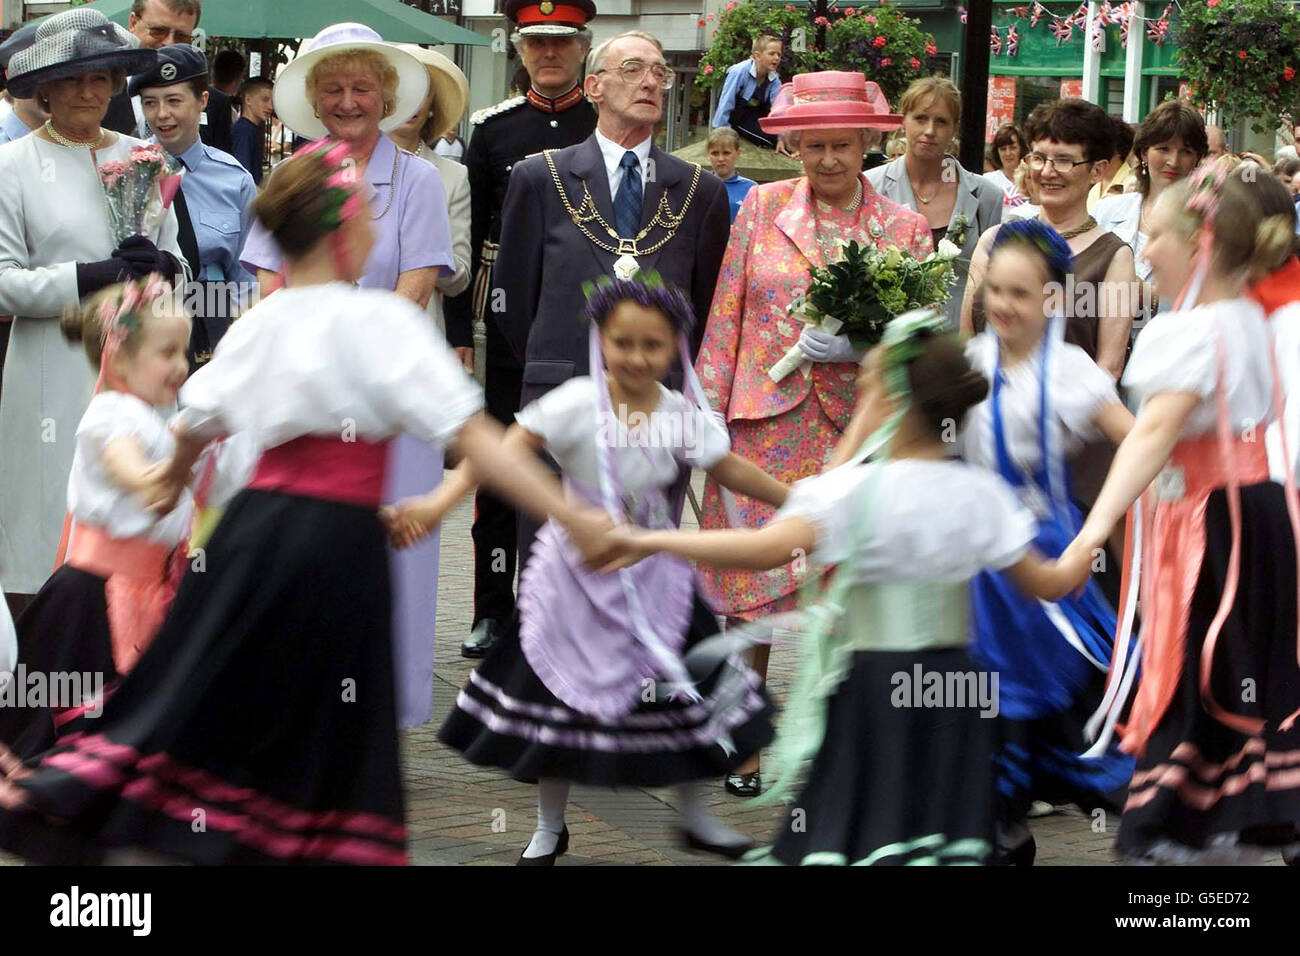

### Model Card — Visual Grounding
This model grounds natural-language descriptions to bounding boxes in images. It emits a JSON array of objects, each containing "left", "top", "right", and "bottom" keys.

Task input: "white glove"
[{"left": 796, "top": 326, "right": 865, "bottom": 364}]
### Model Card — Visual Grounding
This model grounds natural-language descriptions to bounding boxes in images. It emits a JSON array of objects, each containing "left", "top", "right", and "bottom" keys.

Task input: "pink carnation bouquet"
[{"left": 98, "top": 144, "right": 182, "bottom": 244}]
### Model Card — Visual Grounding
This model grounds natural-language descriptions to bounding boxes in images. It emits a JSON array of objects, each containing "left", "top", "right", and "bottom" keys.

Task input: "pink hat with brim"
[{"left": 759, "top": 71, "right": 903, "bottom": 133}]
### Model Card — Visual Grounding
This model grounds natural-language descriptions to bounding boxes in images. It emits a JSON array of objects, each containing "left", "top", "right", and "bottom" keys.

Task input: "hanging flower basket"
[{"left": 1174, "top": 0, "right": 1300, "bottom": 133}]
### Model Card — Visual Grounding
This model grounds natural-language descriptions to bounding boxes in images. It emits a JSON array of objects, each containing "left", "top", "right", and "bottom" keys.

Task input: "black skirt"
[
  {"left": 1117, "top": 483, "right": 1300, "bottom": 861},
  {"left": 438, "top": 595, "right": 775, "bottom": 788},
  {"left": 764, "top": 648, "right": 998, "bottom": 866},
  {"left": 0, "top": 489, "right": 407, "bottom": 866},
  {"left": 0, "top": 565, "right": 117, "bottom": 760}
]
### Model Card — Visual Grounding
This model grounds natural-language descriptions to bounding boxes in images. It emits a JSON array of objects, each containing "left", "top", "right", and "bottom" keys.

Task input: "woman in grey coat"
[{"left": 866, "top": 76, "right": 1002, "bottom": 329}]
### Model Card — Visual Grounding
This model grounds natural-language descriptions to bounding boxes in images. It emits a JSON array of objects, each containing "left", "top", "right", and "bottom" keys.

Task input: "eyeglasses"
[
  {"left": 1026, "top": 153, "right": 1093, "bottom": 172},
  {"left": 595, "top": 59, "right": 675, "bottom": 90},
  {"left": 144, "top": 24, "right": 194, "bottom": 45}
]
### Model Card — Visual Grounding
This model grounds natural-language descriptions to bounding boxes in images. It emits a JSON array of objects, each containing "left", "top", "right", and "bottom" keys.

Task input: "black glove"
[
  {"left": 75, "top": 257, "right": 133, "bottom": 298},
  {"left": 113, "top": 235, "right": 179, "bottom": 279}
]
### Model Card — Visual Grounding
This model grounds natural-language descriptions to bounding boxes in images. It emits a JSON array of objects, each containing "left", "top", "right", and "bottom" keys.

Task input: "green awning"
[{"left": 49, "top": 0, "right": 489, "bottom": 46}]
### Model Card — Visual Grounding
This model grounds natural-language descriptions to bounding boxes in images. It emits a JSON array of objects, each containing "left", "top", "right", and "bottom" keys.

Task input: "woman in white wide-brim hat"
[
  {"left": 0, "top": 8, "right": 186, "bottom": 612},
  {"left": 240, "top": 23, "right": 458, "bottom": 732},
  {"left": 387, "top": 45, "right": 473, "bottom": 368}
]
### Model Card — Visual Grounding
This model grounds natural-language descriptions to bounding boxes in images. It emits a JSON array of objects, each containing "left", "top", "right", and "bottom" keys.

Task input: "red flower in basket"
[
  {"left": 1286, "top": 66, "right": 1297, "bottom": 81},
  {"left": 1239, "top": 49, "right": 1248, "bottom": 59},
  {"left": 881, "top": 57, "right": 891, "bottom": 66},
  {"left": 925, "top": 42, "right": 938, "bottom": 55},
  {"left": 874, "top": 35, "right": 887, "bottom": 47},
  {"left": 910, "top": 57, "right": 921, "bottom": 68}
]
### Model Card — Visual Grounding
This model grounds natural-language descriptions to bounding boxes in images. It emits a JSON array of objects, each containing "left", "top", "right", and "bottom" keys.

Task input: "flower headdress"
[
  {"left": 581, "top": 270, "right": 696, "bottom": 336},
  {"left": 94, "top": 275, "right": 173, "bottom": 395},
  {"left": 1158, "top": 157, "right": 1236, "bottom": 312},
  {"left": 991, "top": 218, "right": 1074, "bottom": 285},
  {"left": 293, "top": 138, "right": 366, "bottom": 233}
]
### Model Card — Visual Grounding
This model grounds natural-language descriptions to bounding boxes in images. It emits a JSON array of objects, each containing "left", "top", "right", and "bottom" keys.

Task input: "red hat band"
[{"left": 516, "top": 4, "right": 590, "bottom": 25}]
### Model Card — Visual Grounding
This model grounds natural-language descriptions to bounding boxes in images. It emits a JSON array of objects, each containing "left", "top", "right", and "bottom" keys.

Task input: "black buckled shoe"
[
  {"left": 462, "top": 618, "right": 501, "bottom": 659},
  {"left": 725, "top": 772, "right": 761, "bottom": 798},
  {"left": 516, "top": 826, "right": 570, "bottom": 866}
]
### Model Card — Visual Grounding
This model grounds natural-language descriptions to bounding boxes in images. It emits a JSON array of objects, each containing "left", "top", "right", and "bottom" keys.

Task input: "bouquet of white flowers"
[{"left": 769, "top": 236, "right": 963, "bottom": 382}]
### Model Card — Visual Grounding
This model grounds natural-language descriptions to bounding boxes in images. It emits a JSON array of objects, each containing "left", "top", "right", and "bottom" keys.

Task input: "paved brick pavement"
[{"left": 1, "top": 472, "right": 1285, "bottom": 866}]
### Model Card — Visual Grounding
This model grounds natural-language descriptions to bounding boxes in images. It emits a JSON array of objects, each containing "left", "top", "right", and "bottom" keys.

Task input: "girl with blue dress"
[{"left": 962, "top": 219, "right": 1137, "bottom": 857}]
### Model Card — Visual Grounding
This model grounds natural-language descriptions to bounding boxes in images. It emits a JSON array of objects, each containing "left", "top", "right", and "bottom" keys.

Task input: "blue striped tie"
[{"left": 615, "top": 150, "right": 643, "bottom": 240}]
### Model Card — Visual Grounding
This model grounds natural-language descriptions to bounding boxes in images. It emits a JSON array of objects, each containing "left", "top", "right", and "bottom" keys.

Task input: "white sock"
[
  {"left": 678, "top": 782, "right": 751, "bottom": 848},
  {"left": 522, "top": 778, "right": 570, "bottom": 859}
]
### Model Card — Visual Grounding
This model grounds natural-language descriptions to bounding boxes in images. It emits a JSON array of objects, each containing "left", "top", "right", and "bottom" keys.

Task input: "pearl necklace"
[
  {"left": 815, "top": 181, "right": 863, "bottom": 214},
  {"left": 43, "top": 120, "right": 104, "bottom": 149}
]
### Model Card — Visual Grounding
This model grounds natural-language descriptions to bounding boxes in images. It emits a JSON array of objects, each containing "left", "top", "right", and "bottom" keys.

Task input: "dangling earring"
[{"left": 313, "top": 107, "right": 321, "bottom": 118}]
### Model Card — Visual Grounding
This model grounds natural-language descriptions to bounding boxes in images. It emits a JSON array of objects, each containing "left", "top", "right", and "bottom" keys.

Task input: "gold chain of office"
[{"left": 543, "top": 148, "right": 702, "bottom": 258}]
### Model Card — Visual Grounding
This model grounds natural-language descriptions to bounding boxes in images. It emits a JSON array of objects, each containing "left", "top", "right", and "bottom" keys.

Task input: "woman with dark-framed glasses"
[{"left": 962, "top": 98, "right": 1138, "bottom": 381}]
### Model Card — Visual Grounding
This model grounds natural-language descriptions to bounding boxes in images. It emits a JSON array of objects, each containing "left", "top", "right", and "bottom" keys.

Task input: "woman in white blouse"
[
  {"left": 982, "top": 122, "right": 1030, "bottom": 210},
  {"left": 0, "top": 10, "right": 186, "bottom": 611},
  {"left": 1093, "top": 100, "right": 1207, "bottom": 331}
]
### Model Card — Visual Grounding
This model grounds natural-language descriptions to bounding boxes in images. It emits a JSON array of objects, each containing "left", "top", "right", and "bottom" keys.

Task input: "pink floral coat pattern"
[
  {"left": 693, "top": 175, "right": 932, "bottom": 617},
  {"left": 695, "top": 174, "right": 933, "bottom": 432}
]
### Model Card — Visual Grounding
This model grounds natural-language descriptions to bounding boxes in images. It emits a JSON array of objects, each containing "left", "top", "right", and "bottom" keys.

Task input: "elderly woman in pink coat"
[{"left": 694, "top": 72, "right": 932, "bottom": 796}]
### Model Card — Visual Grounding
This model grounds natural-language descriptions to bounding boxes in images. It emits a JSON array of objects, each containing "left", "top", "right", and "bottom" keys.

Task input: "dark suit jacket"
[
  {"left": 493, "top": 135, "right": 731, "bottom": 407},
  {"left": 201, "top": 86, "right": 233, "bottom": 154}
]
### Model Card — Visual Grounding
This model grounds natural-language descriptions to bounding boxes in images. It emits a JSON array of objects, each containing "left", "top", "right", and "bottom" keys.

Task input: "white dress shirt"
[{"left": 594, "top": 129, "right": 652, "bottom": 204}]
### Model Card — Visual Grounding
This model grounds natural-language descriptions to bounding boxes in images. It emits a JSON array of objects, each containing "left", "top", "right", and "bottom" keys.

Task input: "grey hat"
[{"left": 7, "top": 8, "right": 157, "bottom": 99}]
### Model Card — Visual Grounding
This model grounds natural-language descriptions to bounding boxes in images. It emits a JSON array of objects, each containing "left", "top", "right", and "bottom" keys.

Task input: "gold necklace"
[
  {"left": 909, "top": 160, "right": 946, "bottom": 205},
  {"left": 543, "top": 149, "right": 702, "bottom": 280},
  {"left": 44, "top": 120, "right": 104, "bottom": 149},
  {"left": 1043, "top": 214, "right": 1098, "bottom": 240}
]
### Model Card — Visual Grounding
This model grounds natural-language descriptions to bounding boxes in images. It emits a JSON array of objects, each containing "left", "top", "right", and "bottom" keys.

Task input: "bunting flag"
[
  {"left": 1098, "top": 0, "right": 1114, "bottom": 25},
  {"left": 991, "top": 24, "right": 1002, "bottom": 56},
  {"left": 1051, "top": 17, "right": 1074, "bottom": 44},
  {"left": 959, "top": 5, "right": 967, "bottom": 24},
  {"left": 1090, "top": 17, "right": 1105, "bottom": 52},
  {"left": 1147, "top": 4, "right": 1172, "bottom": 44},
  {"left": 1031, "top": 1, "right": 1045, "bottom": 26},
  {"left": 1006, "top": 22, "right": 1020, "bottom": 57}
]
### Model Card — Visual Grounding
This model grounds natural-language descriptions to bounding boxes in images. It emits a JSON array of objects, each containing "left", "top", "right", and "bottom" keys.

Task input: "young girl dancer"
[
  {"left": 1060, "top": 163, "right": 1300, "bottom": 862},
  {"left": 609, "top": 311, "right": 1078, "bottom": 865},
  {"left": 0, "top": 140, "right": 610, "bottom": 865},
  {"left": 963, "top": 219, "right": 1137, "bottom": 859},
  {"left": 0, "top": 279, "right": 193, "bottom": 759},
  {"left": 400, "top": 275, "right": 784, "bottom": 865}
]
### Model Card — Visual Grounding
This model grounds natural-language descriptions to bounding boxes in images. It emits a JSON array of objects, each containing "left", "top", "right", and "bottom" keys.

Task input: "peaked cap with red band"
[{"left": 505, "top": 0, "right": 597, "bottom": 35}]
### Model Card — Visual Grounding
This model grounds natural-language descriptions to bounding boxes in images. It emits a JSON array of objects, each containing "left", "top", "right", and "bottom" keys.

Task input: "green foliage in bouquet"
[
  {"left": 799, "top": 240, "right": 957, "bottom": 348},
  {"left": 1174, "top": 0, "right": 1300, "bottom": 134}
]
